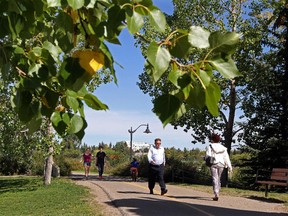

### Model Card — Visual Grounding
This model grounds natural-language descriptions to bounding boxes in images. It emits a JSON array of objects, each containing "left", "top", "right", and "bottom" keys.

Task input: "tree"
[
  {"left": 0, "top": 0, "right": 240, "bottom": 140},
  {"left": 1, "top": 1, "right": 241, "bottom": 184},
  {"left": 137, "top": 0, "right": 271, "bottom": 153},
  {"left": 240, "top": 1, "right": 288, "bottom": 170}
]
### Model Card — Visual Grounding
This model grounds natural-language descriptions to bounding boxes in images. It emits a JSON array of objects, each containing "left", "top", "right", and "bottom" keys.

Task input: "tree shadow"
[
  {"left": 104, "top": 197, "right": 288, "bottom": 216},
  {"left": 0, "top": 177, "right": 40, "bottom": 194},
  {"left": 247, "top": 195, "right": 285, "bottom": 204}
]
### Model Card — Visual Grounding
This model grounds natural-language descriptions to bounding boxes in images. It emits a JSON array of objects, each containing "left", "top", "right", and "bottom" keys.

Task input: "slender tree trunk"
[
  {"left": 222, "top": 79, "right": 236, "bottom": 187},
  {"left": 44, "top": 146, "right": 53, "bottom": 185},
  {"left": 44, "top": 122, "right": 54, "bottom": 185}
]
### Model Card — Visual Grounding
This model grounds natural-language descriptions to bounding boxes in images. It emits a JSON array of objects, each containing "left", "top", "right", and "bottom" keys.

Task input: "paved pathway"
[{"left": 71, "top": 174, "right": 288, "bottom": 216}]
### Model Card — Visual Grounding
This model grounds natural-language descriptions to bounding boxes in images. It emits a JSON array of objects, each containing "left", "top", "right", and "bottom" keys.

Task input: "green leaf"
[
  {"left": 14, "top": 46, "right": 24, "bottom": 54},
  {"left": 168, "top": 68, "right": 182, "bottom": 88},
  {"left": 186, "top": 83, "right": 206, "bottom": 109},
  {"left": 199, "top": 69, "right": 211, "bottom": 87},
  {"left": 209, "top": 54, "right": 241, "bottom": 79},
  {"left": 75, "top": 118, "right": 87, "bottom": 140},
  {"left": 66, "top": 96, "right": 79, "bottom": 112},
  {"left": 26, "top": 112, "right": 42, "bottom": 134},
  {"left": 126, "top": 10, "right": 144, "bottom": 34},
  {"left": 51, "top": 112, "right": 67, "bottom": 136},
  {"left": 205, "top": 82, "right": 221, "bottom": 116},
  {"left": 67, "top": 0, "right": 84, "bottom": 10},
  {"left": 147, "top": 41, "right": 171, "bottom": 82},
  {"left": 189, "top": 26, "right": 210, "bottom": 49},
  {"left": 169, "top": 34, "right": 192, "bottom": 59},
  {"left": 148, "top": 6, "right": 166, "bottom": 32},
  {"left": 47, "top": 0, "right": 61, "bottom": 7},
  {"left": 209, "top": 31, "right": 240, "bottom": 55},
  {"left": 62, "top": 113, "right": 70, "bottom": 125},
  {"left": 51, "top": 111, "right": 62, "bottom": 127},
  {"left": 68, "top": 115, "right": 83, "bottom": 134},
  {"left": 59, "top": 58, "right": 86, "bottom": 91},
  {"left": 43, "top": 41, "right": 61, "bottom": 61},
  {"left": 154, "top": 94, "right": 182, "bottom": 126},
  {"left": 84, "top": 94, "right": 108, "bottom": 110}
]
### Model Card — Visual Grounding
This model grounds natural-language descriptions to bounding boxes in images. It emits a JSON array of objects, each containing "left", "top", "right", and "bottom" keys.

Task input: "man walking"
[
  {"left": 147, "top": 138, "right": 168, "bottom": 195},
  {"left": 96, "top": 146, "right": 106, "bottom": 179}
]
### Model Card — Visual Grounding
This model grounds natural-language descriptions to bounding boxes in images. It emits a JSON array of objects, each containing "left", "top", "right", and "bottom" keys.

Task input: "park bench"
[{"left": 256, "top": 168, "right": 288, "bottom": 197}]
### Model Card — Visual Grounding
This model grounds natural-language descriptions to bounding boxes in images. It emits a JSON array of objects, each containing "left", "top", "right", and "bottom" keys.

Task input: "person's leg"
[
  {"left": 98, "top": 163, "right": 104, "bottom": 178},
  {"left": 210, "top": 166, "right": 224, "bottom": 200},
  {"left": 148, "top": 165, "right": 156, "bottom": 194},
  {"left": 84, "top": 163, "right": 88, "bottom": 177},
  {"left": 158, "top": 165, "right": 167, "bottom": 195},
  {"left": 216, "top": 167, "right": 224, "bottom": 196},
  {"left": 86, "top": 165, "right": 90, "bottom": 178},
  {"left": 158, "top": 165, "right": 166, "bottom": 190},
  {"left": 97, "top": 164, "right": 101, "bottom": 177},
  {"left": 210, "top": 166, "right": 218, "bottom": 198}
]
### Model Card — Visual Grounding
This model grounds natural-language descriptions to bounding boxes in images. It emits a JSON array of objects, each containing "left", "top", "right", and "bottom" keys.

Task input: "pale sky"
[{"left": 82, "top": 1, "right": 206, "bottom": 150}]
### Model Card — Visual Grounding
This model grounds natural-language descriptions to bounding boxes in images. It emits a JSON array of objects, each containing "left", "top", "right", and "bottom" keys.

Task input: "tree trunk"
[
  {"left": 44, "top": 146, "right": 54, "bottom": 185},
  {"left": 223, "top": 79, "right": 237, "bottom": 187}
]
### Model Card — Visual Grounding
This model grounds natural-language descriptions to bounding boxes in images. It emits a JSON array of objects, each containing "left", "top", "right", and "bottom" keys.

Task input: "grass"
[
  {"left": 0, "top": 176, "right": 102, "bottom": 216},
  {"left": 171, "top": 183, "right": 288, "bottom": 206}
]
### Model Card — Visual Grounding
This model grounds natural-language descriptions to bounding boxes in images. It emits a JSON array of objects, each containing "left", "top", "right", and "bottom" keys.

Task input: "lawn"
[
  {"left": 173, "top": 183, "right": 288, "bottom": 206},
  {"left": 0, "top": 176, "right": 102, "bottom": 216}
]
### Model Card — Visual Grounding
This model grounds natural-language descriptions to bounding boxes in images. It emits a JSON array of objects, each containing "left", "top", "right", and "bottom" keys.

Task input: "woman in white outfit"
[{"left": 205, "top": 133, "right": 232, "bottom": 201}]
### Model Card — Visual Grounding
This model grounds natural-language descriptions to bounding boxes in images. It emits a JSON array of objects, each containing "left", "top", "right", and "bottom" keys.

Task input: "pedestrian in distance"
[
  {"left": 205, "top": 133, "right": 232, "bottom": 201},
  {"left": 147, "top": 138, "right": 168, "bottom": 195},
  {"left": 96, "top": 146, "right": 106, "bottom": 179},
  {"left": 82, "top": 148, "right": 93, "bottom": 180},
  {"left": 130, "top": 157, "right": 139, "bottom": 182}
]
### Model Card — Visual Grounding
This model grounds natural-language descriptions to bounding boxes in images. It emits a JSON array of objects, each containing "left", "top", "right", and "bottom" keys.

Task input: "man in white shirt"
[{"left": 147, "top": 138, "right": 168, "bottom": 195}]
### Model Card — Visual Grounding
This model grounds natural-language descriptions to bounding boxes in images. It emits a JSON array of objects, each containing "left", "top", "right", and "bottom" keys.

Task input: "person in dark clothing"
[
  {"left": 147, "top": 138, "right": 167, "bottom": 195},
  {"left": 96, "top": 146, "right": 106, "bottom": 179}
]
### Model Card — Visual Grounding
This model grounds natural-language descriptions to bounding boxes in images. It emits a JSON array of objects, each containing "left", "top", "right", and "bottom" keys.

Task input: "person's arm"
[
  {"left": 95, "top": 153, "right": 98, "bottom": 165},
  {"left": 163, "top": 149, "right": 166, "bottom": 166},
  {"left": 224, "top": 150, "right": 232, "bottom": 172},
  {"left": 147, "top": 147, "right": 154, "bottom": 164}
]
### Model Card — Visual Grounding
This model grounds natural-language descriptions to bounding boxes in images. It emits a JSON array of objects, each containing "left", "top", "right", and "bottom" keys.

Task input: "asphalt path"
[{"left": 71, "top": 174, "right": 288, "bottom": 216}]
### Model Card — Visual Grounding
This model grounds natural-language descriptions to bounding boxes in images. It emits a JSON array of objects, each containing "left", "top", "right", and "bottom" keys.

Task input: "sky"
[{"left": 82, "top": 1, "right": 205, "bottom": 150}]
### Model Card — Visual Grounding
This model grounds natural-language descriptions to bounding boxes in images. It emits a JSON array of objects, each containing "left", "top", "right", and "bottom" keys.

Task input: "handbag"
[{"left": 205, "top": 145, "right": 216, "bottom": 167}]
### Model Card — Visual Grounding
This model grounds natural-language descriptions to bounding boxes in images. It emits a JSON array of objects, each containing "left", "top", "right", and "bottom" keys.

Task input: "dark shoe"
[
  {"left": 149, "top": 190, "right": 154, "bottom": 194},
  {"left": 161, "top": 189, "right": 168, "bottom": 195},
  {"left": 212, "top": 197, "right": 218, "bottom": 201}
]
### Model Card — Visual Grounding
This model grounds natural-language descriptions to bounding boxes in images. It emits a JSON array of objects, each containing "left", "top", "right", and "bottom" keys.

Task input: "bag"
[
  {"left": 205, "top": 144, "right": 216, "bottom": 167},
  {"left": 205, "top": 156, "right": 215, "bottom": 167}
]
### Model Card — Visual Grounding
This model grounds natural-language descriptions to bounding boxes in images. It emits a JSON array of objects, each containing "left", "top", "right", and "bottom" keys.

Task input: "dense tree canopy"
[{"left": 0, "top": 0, "right": 240, "bottom": 143}]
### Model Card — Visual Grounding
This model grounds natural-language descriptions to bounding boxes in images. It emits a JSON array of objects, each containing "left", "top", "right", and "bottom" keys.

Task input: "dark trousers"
[
  {"left": 148, "top": 164, "right": 166, "bottom": 191},
  {"left": 97, "top": 163, "right": 104, "bottom": 176}
]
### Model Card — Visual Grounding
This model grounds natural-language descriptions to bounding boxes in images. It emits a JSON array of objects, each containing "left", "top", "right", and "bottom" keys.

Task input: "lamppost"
[{"left": 128, "top": 124, "right": 151, "bottom": 160}]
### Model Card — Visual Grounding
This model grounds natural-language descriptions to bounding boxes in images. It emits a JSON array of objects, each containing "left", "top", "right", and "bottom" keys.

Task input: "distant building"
[{"left": 125, "top": 141, "right": 152, "bottom": 152}]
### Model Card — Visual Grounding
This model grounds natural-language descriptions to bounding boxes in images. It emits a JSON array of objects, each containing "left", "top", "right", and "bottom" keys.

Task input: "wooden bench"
[{"left": 256, "top": 168, "right": 288, "bottom": 197}]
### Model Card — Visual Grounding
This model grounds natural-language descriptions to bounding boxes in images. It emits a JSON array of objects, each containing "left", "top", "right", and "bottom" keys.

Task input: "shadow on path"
[{"left": 107, "top": 197, "right": 288, "bottom": 216}]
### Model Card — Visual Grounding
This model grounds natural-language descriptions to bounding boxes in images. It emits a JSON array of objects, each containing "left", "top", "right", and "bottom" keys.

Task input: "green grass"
[
  {"left": 171, "top": 183, "right": 288, "bottom": 206},
  {"left": 0, "top": 177, "right": 102, "bottom": 216}
]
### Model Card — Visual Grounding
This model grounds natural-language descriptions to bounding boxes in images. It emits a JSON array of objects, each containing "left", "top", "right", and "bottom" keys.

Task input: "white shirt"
[{"left": 147, "top": 145, "right": 165, "bottom": 165}]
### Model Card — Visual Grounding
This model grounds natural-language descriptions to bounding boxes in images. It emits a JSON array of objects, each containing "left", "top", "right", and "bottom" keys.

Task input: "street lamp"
[{"left": 128, "top": 124, "right": 151, "bottom": 160}]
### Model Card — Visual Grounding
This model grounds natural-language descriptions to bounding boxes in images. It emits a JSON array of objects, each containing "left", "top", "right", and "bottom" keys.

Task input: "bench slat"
[
  {"left": 256, "top": 168, "right": 288, "bottom": 197},
  {"left": 256, "top": 180, "right": 287, "bottom": 187}
]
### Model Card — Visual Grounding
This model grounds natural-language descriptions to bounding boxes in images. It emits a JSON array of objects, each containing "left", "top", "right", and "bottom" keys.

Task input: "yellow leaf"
[{"left": 72, "top": 50, "right": 105, "bottom": 76}]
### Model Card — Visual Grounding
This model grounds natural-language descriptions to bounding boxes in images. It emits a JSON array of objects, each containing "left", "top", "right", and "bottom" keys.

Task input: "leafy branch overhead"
[{"left": 0, "top": 0, "right": 241, "bottom": 139}]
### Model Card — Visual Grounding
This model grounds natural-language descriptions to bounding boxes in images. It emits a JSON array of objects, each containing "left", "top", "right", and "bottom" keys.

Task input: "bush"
[{"left": 30, "top": 151, "right": 45, "bottom": 176}]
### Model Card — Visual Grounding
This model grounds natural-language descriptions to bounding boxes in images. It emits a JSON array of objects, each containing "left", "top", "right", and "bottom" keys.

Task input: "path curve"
[{"left": 70, "top": 174, "right": 288, "bottom": 216}]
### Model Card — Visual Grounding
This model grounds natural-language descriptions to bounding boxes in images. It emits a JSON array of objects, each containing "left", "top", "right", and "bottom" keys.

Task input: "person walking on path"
[
  {"left": 96, "top": 146, "right": 106, "bottom": 179},
  {"left": 147, "top": 138, "right": 168, "bottom": 195},
  {"left": 82, "top": 148, "right": 93, "bottom": 180},
  {"left": 205, "top": 133, "right": 232, "bottom": 201},
  {"left": 130, "top": 158, "right": 140, "bottom": 181}
]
